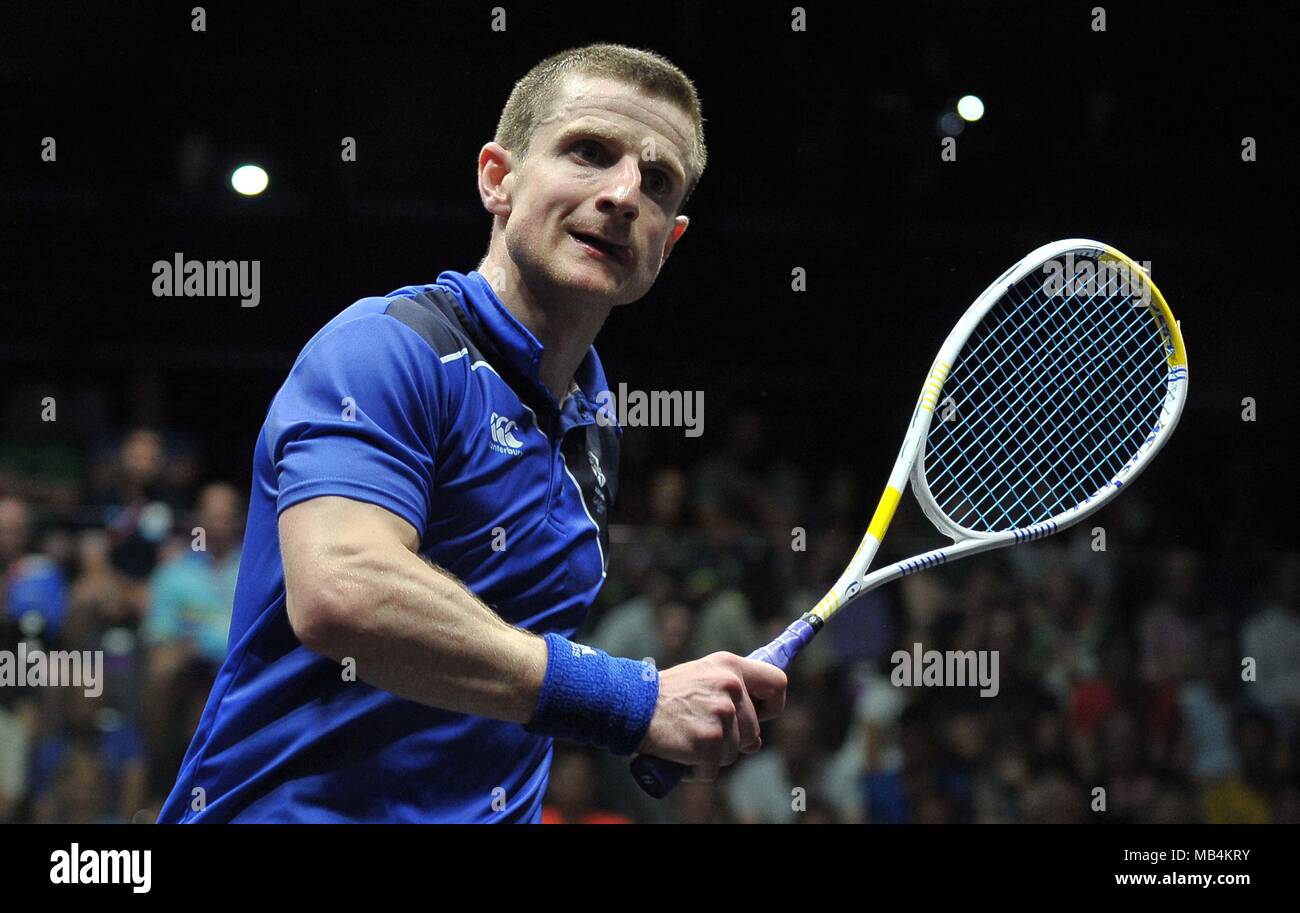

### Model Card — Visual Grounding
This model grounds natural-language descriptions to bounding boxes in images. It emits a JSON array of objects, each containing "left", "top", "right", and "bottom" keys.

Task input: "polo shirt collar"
[{"left": 435, "top": 269, "right": 611, "bottom": 412}]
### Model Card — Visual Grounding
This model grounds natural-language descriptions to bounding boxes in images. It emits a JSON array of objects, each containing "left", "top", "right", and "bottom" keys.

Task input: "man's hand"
[{"left": 636, "top": 652, "right": 787, "bottom": 781}]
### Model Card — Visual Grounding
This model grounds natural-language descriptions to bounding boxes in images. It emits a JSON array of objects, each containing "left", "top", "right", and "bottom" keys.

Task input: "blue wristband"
[{"left": 525, "top": 633, "right": 660, "bottom": 755}]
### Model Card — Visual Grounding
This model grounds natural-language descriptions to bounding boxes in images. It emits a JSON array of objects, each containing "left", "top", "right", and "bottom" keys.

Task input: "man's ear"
[
  {"left": 478, "top": 142, "right": 515, "bottom": 217},
  {"left": 662, "top": 215, "right": 689, "bottom": 262}
]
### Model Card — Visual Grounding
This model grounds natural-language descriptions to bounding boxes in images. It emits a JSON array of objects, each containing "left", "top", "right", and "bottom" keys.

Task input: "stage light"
[
  {"left": 957, "top": 95, "right": 985, "bottom": 122},
  {"left": 231, "top": 164, "right": 269, "bottom": 196}
]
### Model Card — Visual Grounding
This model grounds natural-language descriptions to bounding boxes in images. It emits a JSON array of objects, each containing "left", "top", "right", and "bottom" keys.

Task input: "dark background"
[{"left": 3, "top": 1, "right": 1293, "bottom": 538}]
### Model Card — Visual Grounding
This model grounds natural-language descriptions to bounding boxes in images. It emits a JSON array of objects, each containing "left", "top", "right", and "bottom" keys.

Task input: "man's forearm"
[{"left": 294, "top": 543, "right": 547, "bottom": 723}]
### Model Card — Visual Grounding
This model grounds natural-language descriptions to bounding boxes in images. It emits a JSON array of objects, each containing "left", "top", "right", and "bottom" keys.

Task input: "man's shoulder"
[
  {"left": 380, "top": 285, "right": 476, "bottom": 362},
  {"left": 303, "top": 286, "right": 471, "bottom": 363}
]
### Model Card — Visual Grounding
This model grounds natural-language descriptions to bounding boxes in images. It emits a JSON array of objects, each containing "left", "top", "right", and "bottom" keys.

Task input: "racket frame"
[{"left": 809, "top": 238, "right": 1188, "bottom": 626}]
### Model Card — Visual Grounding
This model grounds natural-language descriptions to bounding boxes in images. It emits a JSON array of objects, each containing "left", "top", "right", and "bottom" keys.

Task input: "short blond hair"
[{"left": 494, "top": 43, "right": 707, "bottom": 212}]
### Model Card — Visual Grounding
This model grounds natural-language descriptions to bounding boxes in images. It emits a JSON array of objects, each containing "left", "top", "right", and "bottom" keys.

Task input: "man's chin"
[{"left": 555, "top": 265, "right": 635, "bottom": 307}]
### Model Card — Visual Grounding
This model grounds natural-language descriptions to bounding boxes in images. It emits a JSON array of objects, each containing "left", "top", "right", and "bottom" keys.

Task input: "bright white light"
[
  {"left": 957, "top": 95, "right": 985, "bottom": 122},
  {"left": 230, "top": 164, "right": 269, "bottom": 196}
]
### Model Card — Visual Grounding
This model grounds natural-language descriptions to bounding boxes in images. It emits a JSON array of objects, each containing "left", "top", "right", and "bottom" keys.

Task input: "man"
[
  {"left": 144, "top": 483, "right": 243, "bottom": 780},
  {"left": 0, "top": 495, "right": 68, "bottom": 639},
  {"left": 159, "top": 43, "right": 786, "bottom": 823},
  {"left": 144, "top": 482, "right": 243, "bottom": 670}
]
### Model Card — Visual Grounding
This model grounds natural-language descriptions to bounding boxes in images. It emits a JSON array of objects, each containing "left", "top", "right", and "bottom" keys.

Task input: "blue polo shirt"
[{"left": 158, "top": 270, "right": 620, "bottom": 823}]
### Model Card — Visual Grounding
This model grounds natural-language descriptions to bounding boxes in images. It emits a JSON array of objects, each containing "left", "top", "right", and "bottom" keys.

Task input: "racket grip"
[{"left": 630, "top": 615, "right": 820, "bottom": 799}]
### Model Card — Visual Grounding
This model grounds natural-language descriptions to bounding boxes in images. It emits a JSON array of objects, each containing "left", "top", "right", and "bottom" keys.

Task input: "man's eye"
[
  {"left": 645, "top": 170, "right": 670, "bottom": 194},
  {"left": 573, "top": 140, "right": 603, "bottom": 162}
]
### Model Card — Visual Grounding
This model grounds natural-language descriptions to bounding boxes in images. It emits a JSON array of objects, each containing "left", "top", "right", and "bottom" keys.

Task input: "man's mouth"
[{"left": 570, "top": 232, "right": 631, "bottom": 266}]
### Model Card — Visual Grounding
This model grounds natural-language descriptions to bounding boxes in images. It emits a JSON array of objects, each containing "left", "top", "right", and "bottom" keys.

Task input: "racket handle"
[{"left": 630, "top": 615, "right": 820, "bottom": 799}]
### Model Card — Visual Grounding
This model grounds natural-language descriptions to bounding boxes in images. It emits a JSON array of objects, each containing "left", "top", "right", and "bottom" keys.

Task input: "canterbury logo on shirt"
[{"left": 489, "top": 411, "right": 524, "bottom": 455}]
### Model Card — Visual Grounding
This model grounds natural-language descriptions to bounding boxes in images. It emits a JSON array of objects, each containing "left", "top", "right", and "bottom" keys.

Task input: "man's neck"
[{"left": 478, "top": 256, "right": 612, "bottom": 403}]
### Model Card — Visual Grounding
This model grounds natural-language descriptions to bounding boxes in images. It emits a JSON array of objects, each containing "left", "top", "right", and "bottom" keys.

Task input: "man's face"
[
  {"left": 197, "top": 486, "right": 242, "bottom": 548},
  {"left": 491, "top": 73, "right": 693, "bottom": 307}
]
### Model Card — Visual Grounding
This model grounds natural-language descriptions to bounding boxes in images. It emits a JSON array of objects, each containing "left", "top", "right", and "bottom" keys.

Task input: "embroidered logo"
[{"left": 489, "top": 412, "right": 524, "bottom": 455}]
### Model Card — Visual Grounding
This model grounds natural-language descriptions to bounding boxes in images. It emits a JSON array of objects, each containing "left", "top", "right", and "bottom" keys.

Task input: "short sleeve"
[{"left": 266, "top": 314, "right": 445, "bottom": 534}]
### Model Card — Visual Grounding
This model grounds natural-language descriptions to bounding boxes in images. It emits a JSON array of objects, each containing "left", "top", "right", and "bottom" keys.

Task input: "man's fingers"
[
  {"left": 736, "top": 657, "right": 788, "bottom": 721},
  {"left": 719, "top": 699, "right": 742, "bottom": 766},
  {"left": 733, "top": 678, "right": 762, "bottom": 753},
  {"left": 736, "top": 657, "right": 788, "bottom": 696},
  {"left": 751, "top": 679, "right": 787, "bottom": 722},
  {"left": 752, "top": 693, "right": 785, "bottom": 723}
]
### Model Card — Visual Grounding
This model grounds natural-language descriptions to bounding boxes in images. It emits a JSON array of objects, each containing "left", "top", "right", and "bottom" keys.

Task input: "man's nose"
[{"left": 596, "top": 157, "right": 642, "bottom": 219}]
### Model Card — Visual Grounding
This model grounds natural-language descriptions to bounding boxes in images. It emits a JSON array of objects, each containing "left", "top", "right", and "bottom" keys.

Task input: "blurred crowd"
[
  {"left": 1, "top": 412, "right": 1297, "bottom": 824},
  {"left": 0, "top": 428, "right": 241, "bottom": 823}
]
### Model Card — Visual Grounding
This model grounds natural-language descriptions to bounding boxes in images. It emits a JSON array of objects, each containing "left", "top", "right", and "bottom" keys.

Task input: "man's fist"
[{"left": 636, "top": 652, "right": 788, "bottom": 782}]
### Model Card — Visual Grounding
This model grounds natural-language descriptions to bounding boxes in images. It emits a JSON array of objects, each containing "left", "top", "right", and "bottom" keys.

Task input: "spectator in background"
[
  {"left": 33, "top": 745, "right": 114, "bottom": 824},
  {"left": 1, "top": 495, "right": 68, "bottom": 639},
  {"left": 726, "top": 698, "right": 844, "bottom": 824},
  {"left": 89, "top": 429, "right": 184, "bottom": 620},
  {"left": 1023, "top": 559, "right": 1107, "bottom": 702},
  {"left": 587, "top": 568, "right": 676, "bottom": 662},
  {"left": 1095, "top": 710, "right": 1159, "bottom": 822},
  {"left": 61, "top": 529, "right": 131, "bottom": 650},
  {"left": 641, "top": 466, "right": 696, "bottom": 567},
  {"left": 862, "top": 702, "right": 933, "bottom": 823},
  {"left": 0, "top": 697, "right": 32, "bottom": 822},
  {"left": 144, "top": 482, "right": 243, "bottom": 670},
  {"left": 1137, "top": 547, "right": 1204, "bottom": 686},
  {"left": 1019, "top": 769, "right": 1087, "bottom": 824},
  {"left": 1241, "top": 551, "right": 1300, "bottom": 726},
  {"left": 541, "top": 747, "right": 631, "bottom": 824},
  {"left": 1236, "top": 710, "right": 1285, "bottom": 811},
  {"left": 589, "top": 568, "right": 757, "bottom": 670},
  {"left": 1183, "top": 630, "right": 1272, "bottom": 824},
  {"left": 825, "top": 667, "right": 905, "bottom": 823},
  {"left": 29, "top": 687, "right": 146, "bottom": 823},
  {"left": 1070, "top": 630, "right": 1180, "bottom": 774},
  {"left": 146, "top": 656, "right": 219, "bottom": 812},
  {"left": 142, "top": 483, "right": 242, "bottom": 769},
  {"left": 0, "top": 619, "right": 37, "bottom": 822},
  {"left": 691, "top": 407, "right": 807, "bottom": 563},
  {"left": 1146, "top": 776, "right": 1197, "bottom": 824},
  {"left": 1179, "top": 631, "right": 1243, "bottom": 782}
]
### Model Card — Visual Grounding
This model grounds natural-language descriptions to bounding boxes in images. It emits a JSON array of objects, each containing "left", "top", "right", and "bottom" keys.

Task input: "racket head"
[{"left": 910, "top": 239, "right": 1188, "bottom": 540}]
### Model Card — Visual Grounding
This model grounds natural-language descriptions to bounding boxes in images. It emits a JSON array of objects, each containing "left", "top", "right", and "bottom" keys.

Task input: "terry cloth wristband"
[{"left": 525, "top": 633, "right": 660, "bottom": 755}]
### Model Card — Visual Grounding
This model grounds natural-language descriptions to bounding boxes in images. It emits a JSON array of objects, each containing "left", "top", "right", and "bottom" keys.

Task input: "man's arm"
[
  {"left": 281, "top": 495, "right": 545, "bottom": 722},
  {"left": 279, "top": 494, "right": 788, "bottom": 774}
]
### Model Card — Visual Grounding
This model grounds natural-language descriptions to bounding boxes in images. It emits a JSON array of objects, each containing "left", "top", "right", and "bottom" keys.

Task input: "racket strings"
[
  {"left": 934, "top": 290, "right": 1164, "bottom": 527},
  {"left": 931, "top": 311, "right": 1159, "bottom": 529},
  {"left": 923, "top": 256, "right": 1168, "bottom": 532},
  {"left": 942, "top": 286, "right": 1161, "bottom": 512},
  {"left": 933, "top": 273, "right": 1165, "bottom": 527}
]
